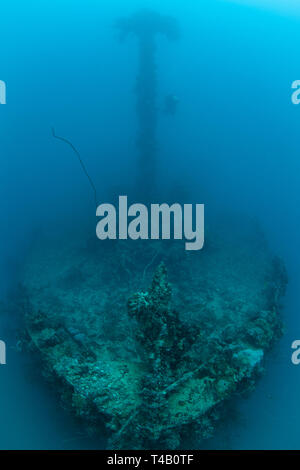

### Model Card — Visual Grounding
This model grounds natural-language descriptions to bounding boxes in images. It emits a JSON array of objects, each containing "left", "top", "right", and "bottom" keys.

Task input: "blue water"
[{"left": 1, "top": 0, "right": 300, "bottom": 449}]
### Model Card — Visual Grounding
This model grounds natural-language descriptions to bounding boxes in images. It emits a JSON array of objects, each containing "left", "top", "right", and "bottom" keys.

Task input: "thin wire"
[
  {"left": 142, "top": 250, "right": 159, "bottom": 282},
  {"left": 51, "top": 127, "right": 98, "bottom": 209}
]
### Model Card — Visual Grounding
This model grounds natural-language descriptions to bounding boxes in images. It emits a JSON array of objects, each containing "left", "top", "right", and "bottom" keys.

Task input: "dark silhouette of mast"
[{"left": 116, "top": 9, "right": 180, "bottom": 199}]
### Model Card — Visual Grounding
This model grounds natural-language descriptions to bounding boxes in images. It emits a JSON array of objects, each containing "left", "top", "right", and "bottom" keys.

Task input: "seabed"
[{"left": 19, "top": 215, "right": 287, "bottom": 449}]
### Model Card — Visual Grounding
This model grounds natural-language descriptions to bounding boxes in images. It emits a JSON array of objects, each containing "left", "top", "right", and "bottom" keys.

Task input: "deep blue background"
[{"left": 1, "top": 0, "right": 300, "bottom": 449}]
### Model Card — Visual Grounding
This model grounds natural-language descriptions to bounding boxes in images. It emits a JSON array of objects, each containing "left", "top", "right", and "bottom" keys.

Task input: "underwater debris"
[
  {"left": 119, "top": 263, "right": 199, "bottom": 448},
  {"left": 51, "top": 127, "right": 98, "bottom": 209},
  {"left": 21, "top": 219, "right": 287, "bottom": 449},
  {"left": 17, "top": 9, "right": 287, "bottom": 450}
]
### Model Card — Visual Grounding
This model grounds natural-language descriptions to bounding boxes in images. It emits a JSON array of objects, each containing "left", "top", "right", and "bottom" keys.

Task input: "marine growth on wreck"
[{"left": 19, "top": 9, "right": 287, "bottom": 450}]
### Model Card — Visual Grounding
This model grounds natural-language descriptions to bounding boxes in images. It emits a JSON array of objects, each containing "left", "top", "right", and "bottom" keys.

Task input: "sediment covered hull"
[{"left": 21, "top": 219, "right": 287, "bottom": 449}]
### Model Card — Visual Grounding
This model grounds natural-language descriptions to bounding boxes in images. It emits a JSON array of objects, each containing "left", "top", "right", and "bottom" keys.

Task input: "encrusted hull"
[{"left": 21, "top": 219, "right": 287, "bottom": 449}]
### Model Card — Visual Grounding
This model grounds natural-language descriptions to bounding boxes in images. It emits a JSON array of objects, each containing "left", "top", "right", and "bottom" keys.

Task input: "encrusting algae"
[
  {"left": 16, "top": 9, "right": 288, "bottom": 450},
  {"left": 19, "top": 218, "right": 287, "bottom": 449}
]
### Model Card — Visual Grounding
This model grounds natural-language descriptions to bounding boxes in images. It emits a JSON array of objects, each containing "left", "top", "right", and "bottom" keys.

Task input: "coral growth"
[{"left": 20, "top": 221, "right": 287, "bottom": 449}]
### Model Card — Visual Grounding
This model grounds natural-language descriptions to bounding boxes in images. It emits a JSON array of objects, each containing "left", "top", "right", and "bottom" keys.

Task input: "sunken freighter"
[{"left": 20, "top": 10, "right": 287, "bottom": 450}]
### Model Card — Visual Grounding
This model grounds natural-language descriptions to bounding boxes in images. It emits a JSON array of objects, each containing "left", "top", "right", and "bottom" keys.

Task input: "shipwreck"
[{"left": 20, "top": 10, "right": 287, "bottom": 449}]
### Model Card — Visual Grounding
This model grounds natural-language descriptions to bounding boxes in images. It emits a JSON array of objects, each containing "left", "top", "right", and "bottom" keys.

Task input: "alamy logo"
[
  {"left": 96, "top": 196, "right": 204, "bottom": 251},
  {"left": 291, "top": 340, "right": 300, "bottom": 365},
  {"left": 0, "top": 80, "right": 6, "bottom": 104},
  {"left": 0, "top": 340, "right": 6, "bottom": 365}
]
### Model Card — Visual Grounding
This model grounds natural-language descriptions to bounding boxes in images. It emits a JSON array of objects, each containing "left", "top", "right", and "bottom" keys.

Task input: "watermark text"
[
  {"left": 0, "top": 80, "right": 6, "bottom": 104},
  {"left": 0, "top": 340, "right": 6, "bottom": 365},
  {"left": 96, "top": 196, "right": 205, "bottom": 251}
]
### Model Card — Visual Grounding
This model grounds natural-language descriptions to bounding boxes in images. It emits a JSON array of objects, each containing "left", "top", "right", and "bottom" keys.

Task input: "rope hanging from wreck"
[
  {"left": 142, "top": 250, "right": 160, "bottom": 282},
  {"left": 51, "top": 127, "right": 98, "bottom": 209}
]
